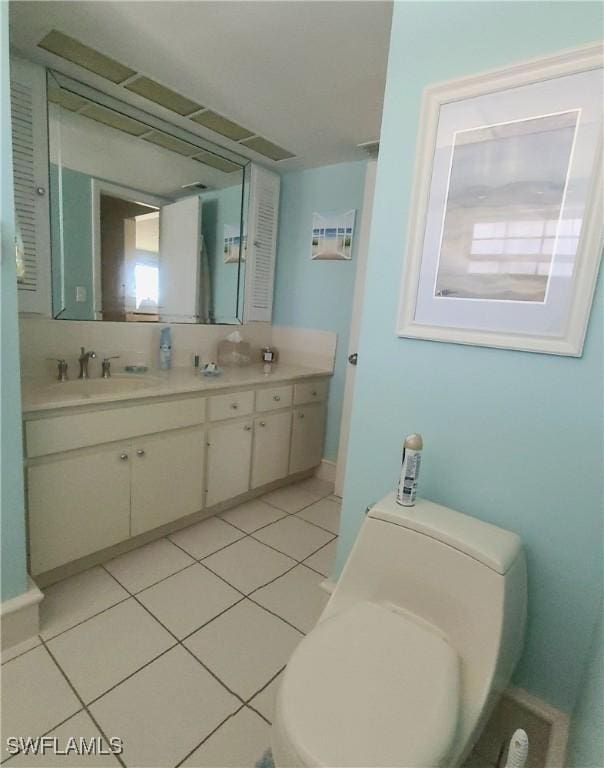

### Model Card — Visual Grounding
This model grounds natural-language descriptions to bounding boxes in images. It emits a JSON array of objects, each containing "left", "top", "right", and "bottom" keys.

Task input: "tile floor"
[{"left": 1, "top": 478, "right": 337, "bottom": 768}]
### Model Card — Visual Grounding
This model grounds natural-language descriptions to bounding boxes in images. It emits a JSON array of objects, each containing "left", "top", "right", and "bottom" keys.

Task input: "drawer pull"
[
  {"left": 119, "top": 452, "right": 128, "bottom": 461},
  {"left": 312, "top": 390, "right": 318, "bottom": 397},
  {"left": 230, "top": 403, "right": 239, "bottom": 410},
  {"left": 273, "top": 395, "right": 281, "bottom": 402},
  {"left": 136, "top": 449, "right": 145, "bottom": 457},
  {"left": 298, "top": 413, "right": 305, "bottom": 419},
  {"left": 244, "top": 424, "right": 252, "bottom": 431},
  {"left": 259, "top": 421, "right": 266, "bottom": 427}
]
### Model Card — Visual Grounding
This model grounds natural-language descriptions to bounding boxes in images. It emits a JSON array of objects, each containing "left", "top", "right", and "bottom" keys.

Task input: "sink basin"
[{"left": 39, "top": 374, "right": 161, "bottom": 398}]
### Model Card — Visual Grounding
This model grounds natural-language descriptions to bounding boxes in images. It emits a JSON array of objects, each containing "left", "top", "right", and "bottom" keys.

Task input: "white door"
[
  {"left": 28, "top": 444, "right": 131, "bottom": 574},
  {"left": 289, "top": 404, "right": 326, "bottom": 475},
  {"left": 251, "top": 411, "right": 292, "bottom": 488},
  {"left": 130, "top": 427, "right": 205, "bottom": 536},
  {"left": 334, "top": 160, "right": 377, "bottom": 497},
  {"left": 206, "top": 420, "right": 253, "bottom": 507},
  {"left": 159, "top": 195, "right": 201, "bottom": 322}
]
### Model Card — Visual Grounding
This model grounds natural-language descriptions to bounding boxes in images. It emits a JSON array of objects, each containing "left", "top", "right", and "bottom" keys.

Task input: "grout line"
[
  {"left": 0, "top": 706, "right": 86, "bottom": 766},
  {"left": 245, "top": 664, "right": 286, "bottom": 705},
  {"left": 39, "top": 638, "right": 128, "bottom": 768},
  {"left": 173, "top": 704, "right": 245, "bottom": 768},
  {"left": 1, "top": 638, "right": 44, "bottom": 667},
  {"left": 246, "top": 702, "right": 272, "bottom": 726},
  {"left": 179, "top": 595, "right": 248, "bottom": 642},
  {"left": 38, "top": 595, "right": 132, "bottom": 643}
]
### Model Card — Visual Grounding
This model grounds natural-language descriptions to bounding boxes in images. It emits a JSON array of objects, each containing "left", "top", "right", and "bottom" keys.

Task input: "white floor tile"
[
  {"left": 261, "top": 484, "right": 319, "bottom": 514},
  {"left": 253, "top": 565, "right": 329, "bottom": 633},
  {"left": 303, "top": 539, "right": 338, "bottom": 577},
  {"left": 294, "top": 477, "right": 334, "bottom": 499},
  {"left": 137, "top": 563, "right": 242, "bottom": 639},
  {"left": 296, "top": 497, "right": 341, "bottom": 534},
  {"left": 1, "top": 635, "right": 41, "bottom": 665},
  {"left": 185, "top": 600, "right": 301, "bottom": 700},
  {"left": 40, "top": 567, "right": 129, "bottom": 640},
  {"left": 169, "top": 517, "right": 245, "bottom": 559},
  {"left": 90, "top": 646, "right": 239, "bottom": 768},
  {"left": 252, "top": 516, "right": 334, "bottom": 561},
  {"left": 202, "top": 538, "right": 295, "bottom": 594},
  {"left": 47, "top": 599, "right": 174, "bottom": 703},
  {"left": 220, "top": 499, "right": 286, "bottom": 533},
  {"left": 1, "top": 645, "right": 81, "bottom": 762},
  {"left": 181, "top": 707, "right": 270, "bottom": 767},
  {"left": 8, "top": 711, "right": 120, "bottom": 766},
  {"left": 104, "top": 538, "right": 194, "bottom": 593},
  {"left": 249, "top": 671, "right": 283, "bottom": 725}
]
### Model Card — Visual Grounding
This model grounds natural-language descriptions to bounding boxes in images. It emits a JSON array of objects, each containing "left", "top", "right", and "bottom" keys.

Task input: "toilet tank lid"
[{"left": 368, "top": 493, "right": 522, "bottom": 575}]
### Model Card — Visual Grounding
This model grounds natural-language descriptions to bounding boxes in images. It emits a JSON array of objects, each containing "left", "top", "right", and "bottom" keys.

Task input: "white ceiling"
[{"left": 9, "top": 1, "right": 392, "bottom": 171}]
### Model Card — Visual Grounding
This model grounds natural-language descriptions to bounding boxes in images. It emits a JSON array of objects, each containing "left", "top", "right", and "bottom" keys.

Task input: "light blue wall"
[
  {"left": 50, "top": 164, "right": 95, "bottom": 320},
  {"left": 273, "top": 161, "right": 367, "bottom": 461},
  {"left": 568, "top": 605, "right": 604, "bottom": 767},
  {"left": 338, "top": 1, "right": 603, "bottom": 712},
  {"left": 1, "top": 2, "right": 28, "bottom": 601}
]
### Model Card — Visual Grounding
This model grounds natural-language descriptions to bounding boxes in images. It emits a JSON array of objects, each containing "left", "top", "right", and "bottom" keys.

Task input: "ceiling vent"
[
  {"left": 125, "top": 76, "right": 202, "bottom": 116},
  {"left": 38, "top": 30, "right": 135, "bottom": 84}
]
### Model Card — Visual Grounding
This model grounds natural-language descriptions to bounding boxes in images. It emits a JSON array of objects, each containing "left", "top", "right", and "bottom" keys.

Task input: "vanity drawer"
[
  {"left": 26, "top": 396, "right": 207, "bottom": 458},
  {"left": 256, "top": 385, "right": 293, "bottom": 412},
  {"left": 209, "top": 390, "right": 255, "bottom": 421},
  {"left": 293, "top": 379, "right": 328, "bottom": 405}
]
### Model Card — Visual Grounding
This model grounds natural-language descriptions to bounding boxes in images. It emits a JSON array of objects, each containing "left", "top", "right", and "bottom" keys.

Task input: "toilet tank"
[{"left": 323, "top": 493, "right": 527, "bottom": 762}]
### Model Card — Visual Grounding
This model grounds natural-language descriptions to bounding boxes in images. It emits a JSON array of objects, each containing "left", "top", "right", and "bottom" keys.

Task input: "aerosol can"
[
  {"left": 504, "top": 730, "right": 529, "bottom": 768},
  {"left": 396, "top": 433, "right": 423, "bottom": 506}
]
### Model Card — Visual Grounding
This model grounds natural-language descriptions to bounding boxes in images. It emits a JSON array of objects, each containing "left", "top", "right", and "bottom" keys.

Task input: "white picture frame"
[
  {"left": 311, "top": 210, "right": 356, "bottom": 260},
  {"left": 397, "top": 43, "right": 603, "bottom": 356}
]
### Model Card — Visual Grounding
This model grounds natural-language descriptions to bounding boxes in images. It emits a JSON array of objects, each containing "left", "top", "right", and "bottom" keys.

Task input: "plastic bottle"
[
  {"left": 159, "top": 326, "right": 172, "bottom": 370},
  {"left": 396, "top": 433, "right": 423, "bottom": 507},
  {"left": 504, "top": 730, "right": 529, "bottom": 768}
]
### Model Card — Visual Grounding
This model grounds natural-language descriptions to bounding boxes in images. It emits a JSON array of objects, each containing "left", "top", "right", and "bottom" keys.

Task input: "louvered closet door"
[
  {"left": 10, "top": 57, "right": 51, "bottom": 315},
  {"left": 243, "top": 165, "right": 280, "bottom": 322}
]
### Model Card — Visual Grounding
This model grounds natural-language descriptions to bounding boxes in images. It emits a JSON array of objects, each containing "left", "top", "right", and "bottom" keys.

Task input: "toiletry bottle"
[
  {"left": 262, "top": 345, "right": 275, "bottom": 374},
  {"left": 159, "top": 326, "right": 172, "bottom": 370},
  {"left": 396, "top": 433, "right": 423, "bottom": 506}
]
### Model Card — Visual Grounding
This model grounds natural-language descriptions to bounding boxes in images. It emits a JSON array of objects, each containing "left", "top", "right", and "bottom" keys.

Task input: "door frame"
[{"left": 334, "top": 159, "right": 377, "bottom": 497}]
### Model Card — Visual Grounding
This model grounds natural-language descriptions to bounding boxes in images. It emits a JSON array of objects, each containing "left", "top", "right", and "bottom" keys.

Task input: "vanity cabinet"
[
  {"left": 28, "top": 444, "right": 131, "bottom": 573},
  {"left": 131, "top": 427, "right": 205, "bottom": 536},
  {"left": 252, "top": 411, "right": 292, "bottom": 489},
  {"left": 206, "top": 420, "right": 253, "bottom": 507},
  {"left": 290, "top": 404, "right": 327, "bottom": 475}
]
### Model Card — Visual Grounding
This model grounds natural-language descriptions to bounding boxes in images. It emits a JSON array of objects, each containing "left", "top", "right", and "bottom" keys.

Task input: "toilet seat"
[{"left": 275, "top": 601, "right": 460, "bottom": 768}]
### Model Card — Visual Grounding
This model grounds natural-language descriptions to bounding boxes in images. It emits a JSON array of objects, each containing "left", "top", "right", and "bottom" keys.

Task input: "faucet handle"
[
  {"left": 101, "top": 356, "right": 119, "bottom": 379},
  {"left": 47, "top": 358, "right": 68, "bottom": 382}
]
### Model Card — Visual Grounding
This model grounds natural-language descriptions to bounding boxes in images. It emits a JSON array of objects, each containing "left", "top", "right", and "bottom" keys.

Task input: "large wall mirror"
[{"left": 48, "top": 72, "right": 249, "bottom": 324}]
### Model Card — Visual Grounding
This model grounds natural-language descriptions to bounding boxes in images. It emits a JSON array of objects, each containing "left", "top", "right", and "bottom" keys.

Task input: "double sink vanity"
[{"left": 22, "top": 364, "right": 330, "bottom": 583}]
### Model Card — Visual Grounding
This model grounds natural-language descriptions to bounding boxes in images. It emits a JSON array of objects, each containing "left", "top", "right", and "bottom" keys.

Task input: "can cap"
[{"left": 403, "top": 433, "right": 423, "bottom": 450}]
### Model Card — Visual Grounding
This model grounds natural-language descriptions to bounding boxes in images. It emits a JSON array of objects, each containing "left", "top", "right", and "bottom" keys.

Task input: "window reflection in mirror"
[{"left": 48, "top": 72, "right": 248, "bottom": 324}]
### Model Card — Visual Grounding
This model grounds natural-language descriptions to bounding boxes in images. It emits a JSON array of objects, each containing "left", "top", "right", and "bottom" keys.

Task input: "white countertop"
[{"left": 21, "top": 363, "right": 332, "bottom": 415}]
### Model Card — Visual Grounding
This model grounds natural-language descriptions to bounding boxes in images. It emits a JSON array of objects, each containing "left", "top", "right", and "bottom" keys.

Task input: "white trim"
[
  {"left": 0, "top": 577, "right": 43, "bottom": 652},
  {"left": 319, "top": 579, "right": 336, "bottom": 595},
  {"left": 315, "top": 458, "right": 336, "bottom": 483},
  {"left": 505, "top": 686, "right": 570, "bottom": 768},
  {"left": 90, "top": 180, "right": 168, "bottom": 320},
  {"left": 397, "top": 42, "right": 604, "bottom": 357}
]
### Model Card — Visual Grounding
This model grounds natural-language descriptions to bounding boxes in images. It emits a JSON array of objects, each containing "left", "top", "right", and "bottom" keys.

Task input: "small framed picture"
[
  {"left": 398, "top": 44, "right": 603, "bottom": 356},
  {"left": 311, "top": 210, "right": 355, "bottom": 261}
]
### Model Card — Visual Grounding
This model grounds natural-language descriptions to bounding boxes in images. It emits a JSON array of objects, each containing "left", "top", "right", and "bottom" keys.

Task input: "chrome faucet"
[
  {"left": 101, "top": 356, "right": 120, "bottom": 379},
  {"left": 78, "top": 347, "right": 96, "bottom": 379}
]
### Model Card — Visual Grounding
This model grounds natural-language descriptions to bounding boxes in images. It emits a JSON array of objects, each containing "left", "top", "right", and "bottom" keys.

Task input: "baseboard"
[
  {"left": 505, "top": 686, "right": 570, "bottom": 768},
  {"left": 319, "top": 578, "right": 336, "bottom": 594},
  {"left": 315, "top": 459, "right": 336, "bottom": 483},
  {"left": 1, "top": 576, "right": 43, "bottom": 651}
]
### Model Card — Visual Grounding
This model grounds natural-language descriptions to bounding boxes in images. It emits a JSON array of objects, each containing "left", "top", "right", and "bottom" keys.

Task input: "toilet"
[{"left": 271, "top": 493, "right": 527, "bottom": 768}]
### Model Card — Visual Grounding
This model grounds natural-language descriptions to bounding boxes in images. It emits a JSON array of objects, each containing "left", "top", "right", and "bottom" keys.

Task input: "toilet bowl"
[{"left": 271, "top": 493, "right": 527, "bottom": 768}]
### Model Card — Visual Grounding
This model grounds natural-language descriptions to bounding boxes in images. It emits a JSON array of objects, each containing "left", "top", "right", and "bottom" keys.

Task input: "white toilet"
[{"left": 272, "top": 493, "right": 527, "bottom": 768}]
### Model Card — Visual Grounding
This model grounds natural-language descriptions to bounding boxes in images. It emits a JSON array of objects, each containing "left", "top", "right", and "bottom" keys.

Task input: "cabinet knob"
[
  {"left": 298, "top": 412, "right": 305, "bottom": 419},
  {"left": 119, "top": 452, "right": 128, "bottom": 461},
  {"left": 230, "top": 403, "right": 239, "bottom": 410},
  {"left": 244, "top": 424, "right": 252, "bottom": 431},
  {"left": 136, "top": 449, "right": 145, "bottom": 456},
  {"left": 312, "top": 390, "right": 318, "bottom": 397},
  {"left": 273, "top": 395, "right": 280, "bottom": 401},
  {"left": 259, "top": 421, "right": 266, "bottom": 427}
]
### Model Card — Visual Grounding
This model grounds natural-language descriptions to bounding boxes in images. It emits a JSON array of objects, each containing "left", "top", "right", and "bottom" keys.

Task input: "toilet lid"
[{"left": 278, "top": 601, "right": 460, "bottom": 768}]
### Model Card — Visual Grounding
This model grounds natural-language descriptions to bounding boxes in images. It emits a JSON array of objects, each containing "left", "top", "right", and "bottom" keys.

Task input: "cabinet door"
[
  {"left": 289, "top": 404, "right": 326, "bottom": 475},
  {"left": 206, "top": 420, "right": 253, "bottom": 507},
  {"left": 252, "top": 411, "right": 292, "bottom": 489},
  {"left": 131, "top": 428, "right": 205, "bottom": 536},
  {"left": 28, "top": 445, "right": 131, "bottom": 574}
]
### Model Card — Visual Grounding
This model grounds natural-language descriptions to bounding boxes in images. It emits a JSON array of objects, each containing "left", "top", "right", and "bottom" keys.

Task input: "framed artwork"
[
  {"left": 311, "top": 210, "right": 355, "bottom": 260},
  {"left": 398, "top": 44, "right": 603, "bottom": 356},
  {"left": 224, "top": 224, "right": 244, "bottom": 263}
]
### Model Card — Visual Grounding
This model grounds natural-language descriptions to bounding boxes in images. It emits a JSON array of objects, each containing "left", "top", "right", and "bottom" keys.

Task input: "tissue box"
[{"left": 217, "top": 339, "right": 251, "bottom": 367}]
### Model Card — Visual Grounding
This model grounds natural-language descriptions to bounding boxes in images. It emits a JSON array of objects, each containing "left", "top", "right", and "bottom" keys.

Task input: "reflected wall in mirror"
[{"left": 48, "top": 72, "right": 249, "bottom": 324}]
